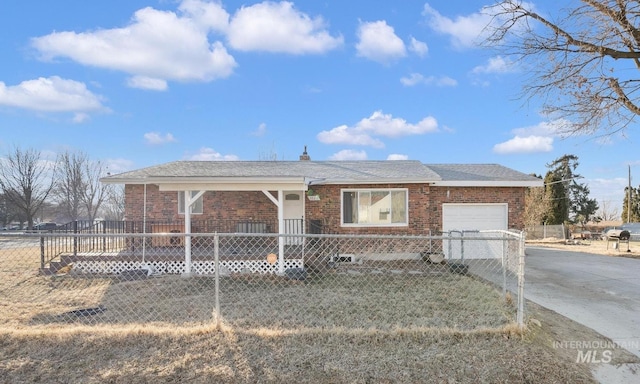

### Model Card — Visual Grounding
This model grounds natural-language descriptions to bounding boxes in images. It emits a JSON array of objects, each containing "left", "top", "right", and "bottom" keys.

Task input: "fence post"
[
  {"left": 214, "top": 232, "right": 221, "bottom": 330},
  {"left": 102, "top": 221, "right": 107, "bottom": 253},
  {"left": 40, "top": 236, "right": 45, "bottom": 270},
  {"left": 73, "top": 220, "right": 78, "bottom": 256},
  {"left": 502, "top": 236, "right": 507, "bottom": 298},
  {"left": 516, "top": 231, "right": 526, "bottom": 329}
]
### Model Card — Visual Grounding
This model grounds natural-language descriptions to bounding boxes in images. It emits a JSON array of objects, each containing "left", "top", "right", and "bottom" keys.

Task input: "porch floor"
[{"left": 47, "top": 244, "right": 308, "bottom": 276}]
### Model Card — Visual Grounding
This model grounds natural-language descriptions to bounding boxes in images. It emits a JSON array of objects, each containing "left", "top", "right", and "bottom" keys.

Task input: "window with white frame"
[
  {"left": 342, "top": 188, "right": 408, "bottom": 226},
  {"left": 178, "top": 191, "right": 203, "bottom": 214}
]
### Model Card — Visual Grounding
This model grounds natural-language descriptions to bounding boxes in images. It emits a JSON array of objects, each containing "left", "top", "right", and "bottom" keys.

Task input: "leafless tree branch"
[{"left": 484, "top": 0, "right": 640, "bottom": 136}]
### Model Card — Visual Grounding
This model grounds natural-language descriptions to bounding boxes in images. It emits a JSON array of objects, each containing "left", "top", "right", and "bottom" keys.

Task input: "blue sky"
[{"left": 0, "top": 0, "right": 637, "bottom": 217}]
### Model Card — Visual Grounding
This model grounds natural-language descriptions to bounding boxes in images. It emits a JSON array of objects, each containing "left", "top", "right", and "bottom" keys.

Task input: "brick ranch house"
[
  {"left": 101, "top": 156, "right": 541, "bottom": 237},
  {"left": 97, "top": 152, "right": 541, "bottom": 275}
]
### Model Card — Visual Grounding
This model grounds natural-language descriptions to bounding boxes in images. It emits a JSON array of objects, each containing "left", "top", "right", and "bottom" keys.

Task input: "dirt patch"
[{"left": 527, "top": 238, "right": 640, "bottom": 259}]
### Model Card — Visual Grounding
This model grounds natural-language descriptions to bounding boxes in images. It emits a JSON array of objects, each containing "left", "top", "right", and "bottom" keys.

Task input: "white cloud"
[
  {"left": 251, "top": 122, "right": 267, "bottom": 137},
  {"left": 409, "top": 36, "right": 428, "bottom": 57},
  {"left": 400, "top": 73, "right": 457, "bottom": 87},
  {"left": 472, "top": 56, "right": 516, "bottom": 74},
  {"left": 329, "top": 149, "right": 368, "bottom": 161},
  {"left": 318, "top": 125, "right": 385, "bottom": 148},
  {"left": 127, "top": 76, "right": 168, "bottom": 91},
  {"left": 178, "top": 0, "right": 230, "bottom": 34},
  {"left": 512, "top": 119, "right": 570, "bottom": 137},
  {"left": 144, "top": 132, "right": 176, "bottom": 145},
  {"left": 227, "top": 1, "right": 343, "bottom": 54},
  {"left": 493, "top": 135, "right": 553, "bottom": 154},
  {"left": 422, "top": 3, "right": 490, "bottom": 49},
  {"left": 187, "top": 147, "right": 240, "bottom": 161},
  {"left": 32, "top": 3, "right": 237, "bottom": 89},
  {"left": 0, "top": 76, "right": 106, "bottom": 113},
  {"left": 72, "top": 113, "right": 90, "bottom": 124},
  {"left": 387, "top": 154, "right": 409, "bottom": 160},
  {"left": 317, "top": 110, "right": 439, "bottom": 148},
  {"left": 356, "top": 20, "right": 406, "bottom": 64},
  {"left": 105, "top": 158, "right": 135, "bottom": 175},
  {"left": 493, "top": 119, "right": 573, "bottom": 154}
]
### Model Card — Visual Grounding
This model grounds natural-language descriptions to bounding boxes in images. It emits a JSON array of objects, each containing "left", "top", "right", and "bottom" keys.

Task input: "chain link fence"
[
  {"left": 1, "top": 231, "right": 525, "bottom": 331},
  {"left": 525, "top": 224, "right": 567, "bottom": 240}
]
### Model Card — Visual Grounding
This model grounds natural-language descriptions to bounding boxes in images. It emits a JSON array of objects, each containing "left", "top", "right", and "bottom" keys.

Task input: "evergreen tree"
[
  {"left": 545, "top": 155, "right": 598, "bottom": 224},
  {"left": 621, "top": 186, "right": 640, "bottom": 223},
  {"left": 571, "top": 183, "right": 599, "bottom": 226}
]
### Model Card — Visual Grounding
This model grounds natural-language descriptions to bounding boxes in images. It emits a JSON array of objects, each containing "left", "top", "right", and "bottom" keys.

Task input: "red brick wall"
[
  {"left": 125, "top": 183, "right": 526, "bottom": 234},
  {"left": 125, "top": 185, "right": 276, "bottom": 223}
]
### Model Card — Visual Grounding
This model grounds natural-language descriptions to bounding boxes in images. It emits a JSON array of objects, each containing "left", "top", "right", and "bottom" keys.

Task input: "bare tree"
[
  {"left": 82, "top": 158, "right": 110, "bottom": 223},
  {"left": 54, "top": 151, "right": 86, "bottom": 222},
  {"left": 54, "top": 151, "right": 111, "bottom": 224},
  {"left": 596, "top": 199, "right": 620, "bottom": 221},
  {"left": 524, "top": 186, "right": 549, "bottom": 227},
  {"left": 0, "top": 193, "right": 25, "bottom": 228},
  {"left": 101, "top": 185, "right": 125, "bottom": 221},
  {"left": 0, "top": 147, "right": 55, "bottom": 229},
  {"left": 485, "top": 0, "right": 640, "bottom": 136}
]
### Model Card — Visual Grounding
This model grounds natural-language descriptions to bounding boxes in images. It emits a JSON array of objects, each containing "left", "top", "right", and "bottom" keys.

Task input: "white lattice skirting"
[{"left": 73, "top": 259, "right": 304, "bottom": 275}]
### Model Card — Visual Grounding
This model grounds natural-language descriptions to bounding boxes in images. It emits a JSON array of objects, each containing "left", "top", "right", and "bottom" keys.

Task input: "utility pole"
[{"left": 628, "top": 165, "right": 632, "bottom": 223}]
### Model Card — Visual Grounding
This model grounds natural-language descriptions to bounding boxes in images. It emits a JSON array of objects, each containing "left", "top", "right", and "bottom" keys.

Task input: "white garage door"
[
  {"left": 442, "top": 204, "right": 508, "bottom": 260},
  {"left": 442, "top": 204, "right": 507, "bottom": 232}
]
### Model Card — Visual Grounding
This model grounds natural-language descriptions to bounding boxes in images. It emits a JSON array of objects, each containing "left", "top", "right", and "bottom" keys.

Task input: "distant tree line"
[
  {"left": 0, "top": 146, "right": 124, "bottom": 230},
  {"left": 525, "top": 154, "right": 640, "bottom": 226}
]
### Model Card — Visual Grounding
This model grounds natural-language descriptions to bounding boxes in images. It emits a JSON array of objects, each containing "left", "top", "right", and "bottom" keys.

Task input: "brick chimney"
[{"left": 299, "top": 145, "right": 311, "bottom": 161}]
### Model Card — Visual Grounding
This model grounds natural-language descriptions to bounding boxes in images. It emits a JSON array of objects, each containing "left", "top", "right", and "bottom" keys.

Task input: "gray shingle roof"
[
  {"left": 102, "top": 160, "right": 541, "bottom": 186},
  {"left": 103, "top": 160, "right": 440, "bottom": 183},
  {"left": 425, "top": 164, "right": 540, "bottom": 182}
]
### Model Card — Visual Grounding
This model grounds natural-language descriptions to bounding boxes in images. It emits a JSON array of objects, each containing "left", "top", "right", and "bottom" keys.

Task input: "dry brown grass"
[
  {"left": 1, "top": 239, "right": 516, "bottom": 330},
  {"left": 0, "top": 237, "right": 616, "bottom": 383},
  {"left": 0, "top": 320, "right": 598, "bottom": 384}
]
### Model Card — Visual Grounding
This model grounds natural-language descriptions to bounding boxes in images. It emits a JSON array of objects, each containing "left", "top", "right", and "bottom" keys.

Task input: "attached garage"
[
  {"left": 442, "top": 203, "right": 508, "bottom": 232},
  {"left": 442, "top": 203, "right": 508, "bottom": 260}
]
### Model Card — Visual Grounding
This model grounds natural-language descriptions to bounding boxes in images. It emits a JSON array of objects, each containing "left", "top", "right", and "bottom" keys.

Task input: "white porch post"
[
  {"left": 183, "top": 191, "right": 192, "bottom": 276},
  {"left": 183, "top": 190, "right": 205, "bottom": 277},
  {"left": 277, "top": 189, "right": 285, "bottom": 274},
  {"left": 262, "top": 190, "right": 285, "bottom": 274}
]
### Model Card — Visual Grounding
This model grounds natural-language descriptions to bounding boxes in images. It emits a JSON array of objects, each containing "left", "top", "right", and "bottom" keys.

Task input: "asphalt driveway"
[{"left": 525, "top": 247, "right": 640, "bottom": 358}]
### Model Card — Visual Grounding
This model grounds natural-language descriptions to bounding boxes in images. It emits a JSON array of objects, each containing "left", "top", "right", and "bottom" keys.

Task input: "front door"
[{"left": 283, "top": 191, "right": 304, "bottom": 245}]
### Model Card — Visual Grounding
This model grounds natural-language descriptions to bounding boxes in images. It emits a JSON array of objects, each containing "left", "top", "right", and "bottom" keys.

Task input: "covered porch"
[{"left": 102, "top": 174, "right": 319, "bottom": 276}]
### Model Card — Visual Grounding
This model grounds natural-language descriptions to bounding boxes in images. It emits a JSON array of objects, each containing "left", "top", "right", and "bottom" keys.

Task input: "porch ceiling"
[{"left": 154, "top": 177, "right": 310, "bottom": 192}]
